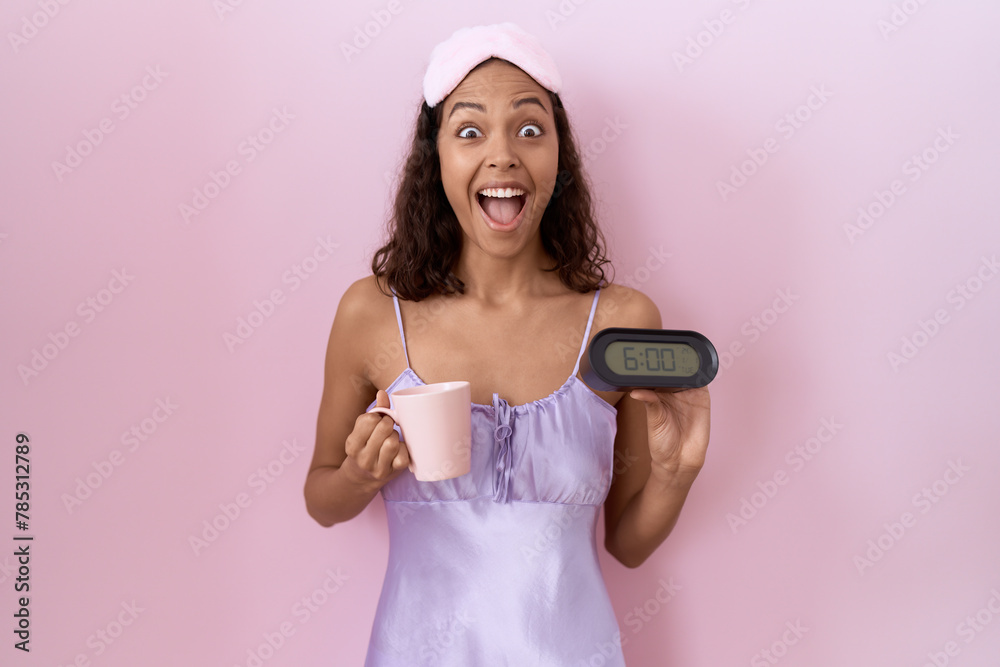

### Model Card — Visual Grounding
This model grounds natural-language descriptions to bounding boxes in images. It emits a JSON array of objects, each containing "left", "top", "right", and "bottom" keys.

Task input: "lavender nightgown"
[{"left": 364, "top": 289, "right": 625, "bottom": 666}]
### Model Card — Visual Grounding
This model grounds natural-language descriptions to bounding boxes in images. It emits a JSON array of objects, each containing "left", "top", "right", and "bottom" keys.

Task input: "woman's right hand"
[{"left": 342, "top": 389, "right": 411, "bottom": 487}]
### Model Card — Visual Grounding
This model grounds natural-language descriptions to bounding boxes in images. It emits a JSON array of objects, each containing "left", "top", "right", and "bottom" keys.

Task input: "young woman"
[{"left": 304, "top": 24, "right": 711, "bottom": 666}]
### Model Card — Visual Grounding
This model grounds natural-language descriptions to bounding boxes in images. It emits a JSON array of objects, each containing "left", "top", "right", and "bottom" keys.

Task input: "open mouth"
[{"left": 477, "top": 187, "right": 528, "bottom": 228}]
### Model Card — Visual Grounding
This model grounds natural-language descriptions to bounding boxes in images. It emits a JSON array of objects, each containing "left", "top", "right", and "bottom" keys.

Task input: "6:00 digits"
[{"left": 621, "top": 346, "right": 676, "bottom": 372}]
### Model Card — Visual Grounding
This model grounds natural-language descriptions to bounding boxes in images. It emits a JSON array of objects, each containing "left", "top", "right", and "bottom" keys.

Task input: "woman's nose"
[{"left": 485, "top": 134, "right": 519, "bottom": 169}]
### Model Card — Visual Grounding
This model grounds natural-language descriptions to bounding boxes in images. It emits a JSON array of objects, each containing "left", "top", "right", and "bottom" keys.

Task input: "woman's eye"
[
  {"left": 458, "top": 127, "right": 483, "bottom": 139},
  {"left": 518, "top": 124, "right": 542, "bottom": 137}
]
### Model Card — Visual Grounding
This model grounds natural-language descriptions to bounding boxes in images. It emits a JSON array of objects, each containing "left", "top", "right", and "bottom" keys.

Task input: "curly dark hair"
[{"left": 372, "top": 70, "right": 612, "bottom": 301}]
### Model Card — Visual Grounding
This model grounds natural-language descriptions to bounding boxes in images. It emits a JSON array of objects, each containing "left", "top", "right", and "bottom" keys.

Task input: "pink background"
[{"left": 3, "top": 1, "right": 999, "bottom": 665}]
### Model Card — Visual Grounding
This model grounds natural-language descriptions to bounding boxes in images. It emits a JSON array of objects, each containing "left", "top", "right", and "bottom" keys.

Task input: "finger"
[
  {"left": 375, "top": 389, "right": 391, "bottom": 409},
  {"left": 358, "top": 428, "right": 395, "bottom": 477},
  {"left": 348, "top": 414, "right": 389, "bottom": 470},
  {"left": 629, "top": 389, "right": 678, "bottom": 414},
  {"left": 629, "top": 388, "right": 673, "bottom": 432},
  {"left": 629, "top": 388, "right": 659, "bottom": 403},
  {"left": 366, "top": 415, "right": 398, "bottom": 453},
  {"left": 352, "top": 409, "right": 385, "bottom": 439},
  {"left": 374, "top": 432, "right": 403, "bottom": 477},
  {"left": 345, "top": 427, "right": 363, "bottom": 458},
  {"left": 629, "top": 387, "right": 688, "bottom": 402},
  {"left": 391, "top": 443, "right": 411, "bottom": 472},
  {"left": 347, "top": 411, "right": 378, "bottom": 458}
]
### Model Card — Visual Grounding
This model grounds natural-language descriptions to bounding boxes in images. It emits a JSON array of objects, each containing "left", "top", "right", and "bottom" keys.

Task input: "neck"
[{"left": 453, "top": 237, "right": 559, "bottom": 305}]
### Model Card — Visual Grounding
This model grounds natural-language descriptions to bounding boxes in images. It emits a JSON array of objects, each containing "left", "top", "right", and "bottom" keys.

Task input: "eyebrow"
[
  {"left": 513, "top": 97, "right": 548, "bottom": 113},
  {"left": 447, "top": 96, "right": 549, "bottom": 120},
  {"left": 448, "top": 101, "right": 485, "bottom": 119}
]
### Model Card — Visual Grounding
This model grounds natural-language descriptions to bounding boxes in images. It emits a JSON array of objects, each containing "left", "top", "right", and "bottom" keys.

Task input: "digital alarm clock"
[{"left": 580, "top": 328, "right": 719, "bottom": 391}]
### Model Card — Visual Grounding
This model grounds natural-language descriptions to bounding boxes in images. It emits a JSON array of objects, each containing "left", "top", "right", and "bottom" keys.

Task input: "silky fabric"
[{"left": 364, "top": 290, "right": 625, "bottom": 667}]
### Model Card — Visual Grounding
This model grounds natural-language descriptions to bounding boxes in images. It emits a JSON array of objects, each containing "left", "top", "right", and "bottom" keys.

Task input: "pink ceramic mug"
[{"left": 368, "top": 381, "right": 472, "bottom": 481}]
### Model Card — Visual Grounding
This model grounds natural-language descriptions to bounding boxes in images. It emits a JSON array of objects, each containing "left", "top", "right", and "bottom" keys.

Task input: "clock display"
[
  {"left": 604, "top": 341, "right": 700, "bottom": 377},
  {"left": 580, "top": 327, "right": 718, "bottom": 391}
]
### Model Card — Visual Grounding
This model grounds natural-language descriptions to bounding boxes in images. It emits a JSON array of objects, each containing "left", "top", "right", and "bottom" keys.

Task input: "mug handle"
[{"left": 367, "top": 407, "right": 414, "bottom": 473}]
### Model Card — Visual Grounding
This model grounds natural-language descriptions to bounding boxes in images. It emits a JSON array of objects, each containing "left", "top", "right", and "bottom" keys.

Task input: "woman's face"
[{"left": 437, "top": 59, "right": 559, "bottom": 260}]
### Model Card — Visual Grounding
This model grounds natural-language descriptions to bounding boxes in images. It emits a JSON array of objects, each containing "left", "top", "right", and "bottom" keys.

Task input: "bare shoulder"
[
  {"left": 595, "top": 283, "right": 662, "bottom": 331},
  {"left": 326, "top": 275, "right": 400, "bottom": 386},
  {"left": 334, "top": 275, "right": 394, "bottom": 328}
]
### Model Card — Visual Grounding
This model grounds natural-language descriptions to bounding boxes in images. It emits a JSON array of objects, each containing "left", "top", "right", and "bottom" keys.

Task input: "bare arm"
[
  {"left": 303, "top": 278, "right": 410, "bottom": 527},
  {"left": 604, "top": 388, "right": 710, "bottom": 567},
  {"left": 601, "top": 286, "right": 712, "bottom": 567}
]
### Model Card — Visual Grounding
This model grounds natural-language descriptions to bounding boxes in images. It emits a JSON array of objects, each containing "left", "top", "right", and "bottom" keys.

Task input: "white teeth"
[{"left": 478, "top": 187, "right": 525, "bottom": 198}]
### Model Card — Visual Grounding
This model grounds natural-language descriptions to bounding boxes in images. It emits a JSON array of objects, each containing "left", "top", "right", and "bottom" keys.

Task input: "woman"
[{"left": 304, "top": 23, "right": 711, "bottom": 666}]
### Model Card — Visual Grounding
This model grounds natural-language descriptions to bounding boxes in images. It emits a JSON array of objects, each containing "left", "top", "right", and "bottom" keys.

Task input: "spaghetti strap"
[
  {"left": 572, "top": 289, "right": 601, "bottom": 375},
  {"left": 391, "top": 291, "right": 411, "bottom": 368}
]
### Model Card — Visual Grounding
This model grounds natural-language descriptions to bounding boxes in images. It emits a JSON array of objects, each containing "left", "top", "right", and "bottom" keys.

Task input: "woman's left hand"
[{"left": 629, "top": 387, "right": 711, "bottom": 488}]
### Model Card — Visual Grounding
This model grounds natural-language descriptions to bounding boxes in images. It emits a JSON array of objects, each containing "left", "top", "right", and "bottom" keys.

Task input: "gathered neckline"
[{"left": 387, "top": 367, "right": 616, "bottom": 415}]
